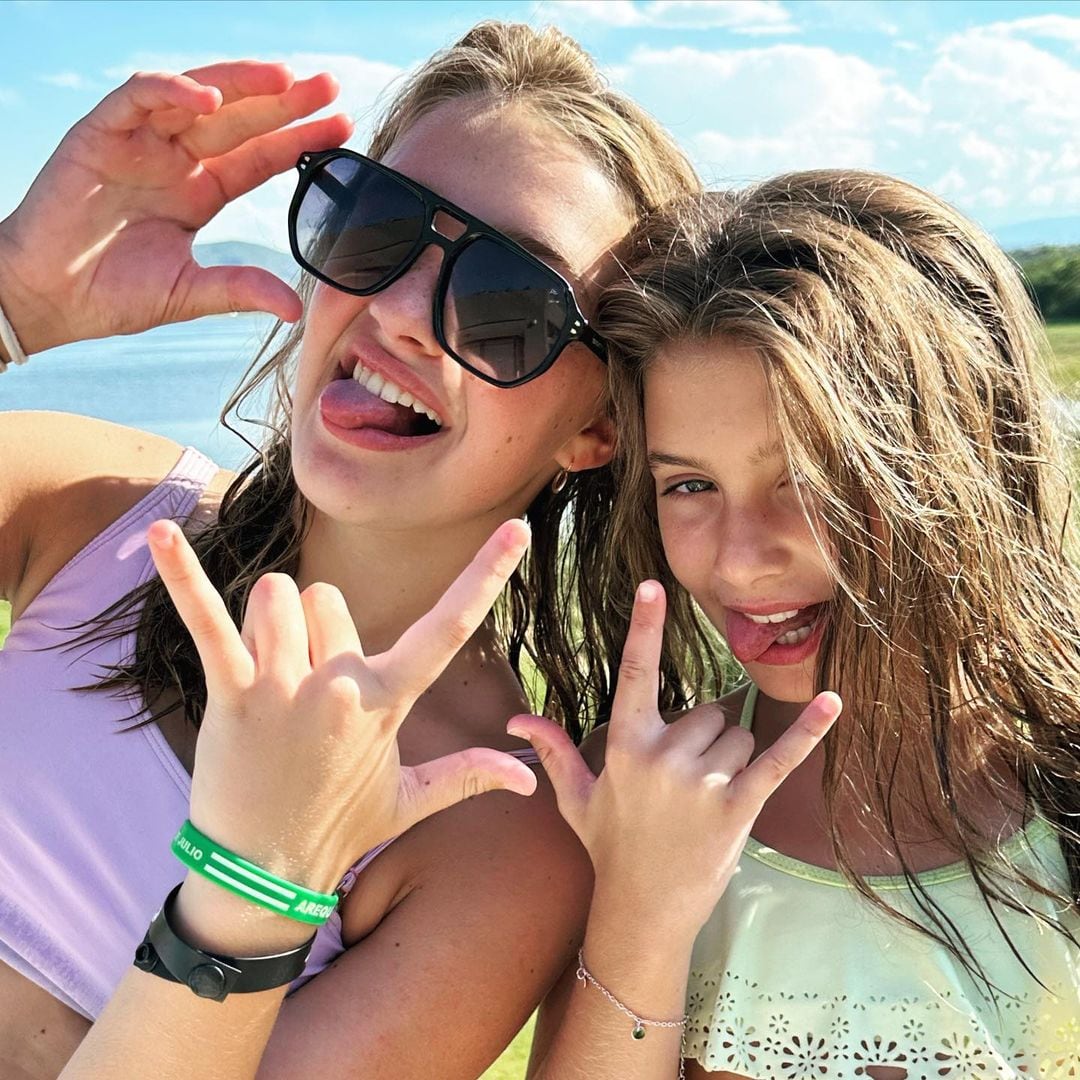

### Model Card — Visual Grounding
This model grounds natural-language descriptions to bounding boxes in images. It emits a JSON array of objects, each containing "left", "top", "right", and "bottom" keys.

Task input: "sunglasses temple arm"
[{"left": 581, "top": 326, "right": 609, "bottom": 364}]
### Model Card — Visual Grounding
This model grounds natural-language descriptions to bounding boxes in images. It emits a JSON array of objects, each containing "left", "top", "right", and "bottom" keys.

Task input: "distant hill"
[
  {"left": 194, "top": 241, "right": 299, "bottom": 283},
  {"left": 995, "top": 218, "right": 1080, "bottom": 251}
]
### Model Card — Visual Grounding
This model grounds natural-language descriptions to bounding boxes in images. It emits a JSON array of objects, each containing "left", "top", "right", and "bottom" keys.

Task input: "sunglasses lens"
[
  {"left": 444, "top": 237, "right": 568, "bottom": 384},
  {"left": 294, "top": 157, "right": 426, "bottom": 292}
]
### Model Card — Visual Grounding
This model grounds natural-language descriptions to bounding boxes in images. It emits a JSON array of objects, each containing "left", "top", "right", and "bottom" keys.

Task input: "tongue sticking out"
[
  {"left": 320, "top": 378, "right": 428, "bottom": 437},
  {"left": 725, "top": 605, "right": 822, "bottom": 664}
]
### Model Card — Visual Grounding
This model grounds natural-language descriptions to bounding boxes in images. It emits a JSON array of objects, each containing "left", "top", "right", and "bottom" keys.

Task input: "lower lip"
[
  {"left": 748, "top": 612, "right": 827, "bottom": 667},
  {"left": 319, "top": 403, "right": 444, "bottom": 452}
]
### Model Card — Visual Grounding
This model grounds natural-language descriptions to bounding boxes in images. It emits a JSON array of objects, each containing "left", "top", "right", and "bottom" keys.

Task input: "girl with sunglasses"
[
  {"left": 0, "top": 23, "right": 699, "bottom": 1078},
  {"left": 513, "top": 177, "right": 1080, "bottom": 1077}
]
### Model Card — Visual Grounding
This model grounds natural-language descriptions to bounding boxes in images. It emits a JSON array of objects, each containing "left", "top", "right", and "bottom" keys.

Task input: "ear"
[{"left": 555, "top": 413, "right": 616, "bottom": 473}]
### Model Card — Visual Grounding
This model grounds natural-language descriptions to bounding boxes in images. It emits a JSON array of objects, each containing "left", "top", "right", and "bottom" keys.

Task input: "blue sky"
[{"left": 4, "top": 0, "right": 1079, "bottom": 250}]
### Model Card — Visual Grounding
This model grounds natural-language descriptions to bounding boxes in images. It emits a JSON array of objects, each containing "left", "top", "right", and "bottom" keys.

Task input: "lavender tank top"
[{"left": 0, "top": 447, "right": 538, "bottom": 1018}]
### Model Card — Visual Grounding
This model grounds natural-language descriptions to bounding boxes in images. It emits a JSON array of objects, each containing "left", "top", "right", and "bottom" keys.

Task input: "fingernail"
[
  {"left": 148, "top": 521, "right": 175, "bottom": 549},
  {"left": 637, "top": 581, "right": 659, "bottom": 603}
]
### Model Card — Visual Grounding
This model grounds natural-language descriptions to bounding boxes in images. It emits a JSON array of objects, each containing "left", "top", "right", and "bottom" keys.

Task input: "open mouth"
[
  {"left": 725, "top": 602, "right": 828, "bottom": 665},
  {"left": 320, "top": 361, "right": 445, "bottom": 441},
  {"left": 350, "top": 360, "right": 443, "bottom": 435}
]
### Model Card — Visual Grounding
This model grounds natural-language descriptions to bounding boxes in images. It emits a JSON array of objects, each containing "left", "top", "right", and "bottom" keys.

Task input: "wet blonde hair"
[
  {"left": 600, "top": 172, "right": 1080, "bottom": 980},
  {"left": 77, "top": 21, "right": 699, "bottom": 743}
]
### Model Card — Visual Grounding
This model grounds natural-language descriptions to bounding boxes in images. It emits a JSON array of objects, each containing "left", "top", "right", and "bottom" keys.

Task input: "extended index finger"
[
  {"left": 147, "top": 519, "right": 254, "bottom": 694},
  {"left": 732, "top": 692, "right": 842, "bottom": 807},
  {"left": 378, "top": 520, "right": 531, "bottom": 701},
  {"left": 608, "top": 582, "right": 668, "bottom": 741}
]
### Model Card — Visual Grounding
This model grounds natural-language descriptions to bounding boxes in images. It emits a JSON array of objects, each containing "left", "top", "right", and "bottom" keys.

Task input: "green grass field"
[
  {"left": 1046, "top": 321, "right": 1080, "bottom": 392},
  {"left": 1, "top": 321, "right": 1077, "bottom": 1078}
]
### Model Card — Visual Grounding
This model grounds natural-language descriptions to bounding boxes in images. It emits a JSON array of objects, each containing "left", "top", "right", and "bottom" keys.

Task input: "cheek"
[
  {"left": 480, "top": 353, "right": 604, "bottom": 446},
  {"left": 656, "top": 505, "right": 711, "bottom": 592}
]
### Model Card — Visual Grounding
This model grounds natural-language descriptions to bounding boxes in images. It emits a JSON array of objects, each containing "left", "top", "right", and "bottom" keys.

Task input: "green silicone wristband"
[{"left": 171, "top": 820, "right": 339, "bottom": 926}]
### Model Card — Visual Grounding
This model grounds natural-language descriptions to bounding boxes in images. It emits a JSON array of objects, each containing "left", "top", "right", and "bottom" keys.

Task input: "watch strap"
[{"left": 134, "top": 883, "right": 315, "bottom": 1001}]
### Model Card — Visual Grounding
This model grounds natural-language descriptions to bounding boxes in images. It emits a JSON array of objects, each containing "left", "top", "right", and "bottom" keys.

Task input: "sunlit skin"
[
  {"left": 290, "top": 98, "right": 630, "bottom": 651},
  {"left": 646, "top": 337, "right": 834, "bottom": 707}
]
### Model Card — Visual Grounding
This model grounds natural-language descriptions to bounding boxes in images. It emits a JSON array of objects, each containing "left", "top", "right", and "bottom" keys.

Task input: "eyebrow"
[
  {"left": 646, "top": 450, "right": 714, "bottom": 472},
  {"left": 647, "top": 440, "right": 785, "bottom": 472},
  {"left": 749, "top": 439, "right": 785, "bottom": 466}
]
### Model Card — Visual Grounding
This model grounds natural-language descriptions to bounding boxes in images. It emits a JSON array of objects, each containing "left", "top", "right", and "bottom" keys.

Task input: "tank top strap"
[
  {"left": 507, "top": 746, "right": 541, "bottom": 766},
  {"left": 738, "top": 682, "right": 758, "bottom": 731}
]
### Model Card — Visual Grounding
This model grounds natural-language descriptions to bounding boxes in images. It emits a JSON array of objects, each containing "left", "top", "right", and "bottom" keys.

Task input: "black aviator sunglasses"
[{"left": 288, "top": 149, "right": 608, "bottom": 388}]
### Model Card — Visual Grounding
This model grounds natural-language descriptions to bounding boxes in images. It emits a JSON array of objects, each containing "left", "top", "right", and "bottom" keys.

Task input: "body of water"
[{"left": 0, "top": 314, "right": 282, "bottom": 470}]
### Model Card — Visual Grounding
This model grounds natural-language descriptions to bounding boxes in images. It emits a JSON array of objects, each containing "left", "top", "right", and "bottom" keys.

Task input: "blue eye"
[{"left": 663, "top": 478, "right": 714, "bottom": 496}]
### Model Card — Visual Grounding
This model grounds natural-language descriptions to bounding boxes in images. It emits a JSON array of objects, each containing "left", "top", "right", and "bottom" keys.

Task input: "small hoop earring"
[{"left": 551, "top": 468, "right": 569, "bottom": 494}]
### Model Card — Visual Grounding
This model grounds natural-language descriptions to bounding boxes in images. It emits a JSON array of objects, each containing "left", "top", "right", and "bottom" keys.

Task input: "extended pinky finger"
[
  {"left": 90, "top": 72, "right": 222, "bottom": 134},
  {"left": 733, "top": 692, "right": 842, "bottom": 807}
]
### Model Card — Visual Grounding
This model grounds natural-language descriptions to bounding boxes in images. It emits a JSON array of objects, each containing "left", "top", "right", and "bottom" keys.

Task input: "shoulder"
[
  {"left": 579, "top": 683, "right": 752, "bottom": 771},
  {"left": 4, "top": 412, "right": 233, "bottom": 620},
  {"left": 340, "top": 767, "right": 591, "bottom": 947}
]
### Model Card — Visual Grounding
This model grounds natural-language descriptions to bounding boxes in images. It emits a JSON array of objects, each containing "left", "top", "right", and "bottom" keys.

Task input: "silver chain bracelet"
[{"left": 576, "top": 949, "right": 689, "bottom": 1080}]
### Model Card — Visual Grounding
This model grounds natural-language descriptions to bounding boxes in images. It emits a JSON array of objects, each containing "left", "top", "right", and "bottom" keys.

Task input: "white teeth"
[
  {"left": 352, "top": 362, "right": 443, "bottom": 427},
  {"left": 746, "top": 608, "right": 802, "bottom": 624},
  {"left": 776, "top": 625, "right": 813, "bottom": 646}
]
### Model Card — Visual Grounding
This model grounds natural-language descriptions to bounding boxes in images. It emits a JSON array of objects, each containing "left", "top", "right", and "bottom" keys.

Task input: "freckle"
[
  {"left": 39, "top": 1028, "right": 46, "bottom": 1036},
  {"left": 394, "top": 941, "right": 401, "bottom": 948},
  {"left": 424, "top": 779, "right": 431, "bottom": 786},
  {"left": 463, "top": 680, "right": 469, "bottom": 687},
  {"left": 505, "top": 435, "right": 513, "bottom": 444}
]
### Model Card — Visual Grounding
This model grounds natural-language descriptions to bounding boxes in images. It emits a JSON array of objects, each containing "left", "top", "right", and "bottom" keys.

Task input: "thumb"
[
  {"left": 181, "top": 264, "right": 304, "bottom": 323},
  {"left": 398, "top": 747, "right": 538, "bottom": 832},
  {"left": 506, "top": 714, "right": 595, "bottom": 829}
]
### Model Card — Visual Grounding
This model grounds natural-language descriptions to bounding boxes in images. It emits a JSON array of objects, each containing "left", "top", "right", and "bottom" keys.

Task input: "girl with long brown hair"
[
  {"left": 516, "top": 173, "right": 1080, "bottom": 1077},
  {"left": 0, "top": 21, "right": 700, "bottom": 1078}
]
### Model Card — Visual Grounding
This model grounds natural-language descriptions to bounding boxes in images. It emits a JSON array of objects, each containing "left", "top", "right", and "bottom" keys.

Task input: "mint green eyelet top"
[{"left": 684, "top": 684, "right": 1080, "bottom": 1078}]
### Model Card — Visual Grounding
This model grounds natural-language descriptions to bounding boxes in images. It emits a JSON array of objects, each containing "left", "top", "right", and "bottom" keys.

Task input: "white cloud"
[
  {"left": 599, "top": 19, "right": 1080, "bottom": 227},
  {"left": 547, "top": 0, "right": 796, "bottom": 35},
  {"left": 615, "top": 43, "right": 919, "bottom": 181},
  {"left": 38, "top": 72, "right": 92, "bottom": 90},
  {"left": 917, "top": 24, "right": 1080, "bottom": 220},
  {"left": 973, "top": 13, "right": 1080, "bottom": 50}
]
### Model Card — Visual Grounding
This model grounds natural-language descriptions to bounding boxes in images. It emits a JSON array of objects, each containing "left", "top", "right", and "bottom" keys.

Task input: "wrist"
[
  {"left": 174, "top": 873, "right": 317, "bottom": 956},
  {"left": 0, "top": 217, "right": 64, "bottom": 356},
  {"left": 588, "top": 873, "right": 712, "bottom": 943}
]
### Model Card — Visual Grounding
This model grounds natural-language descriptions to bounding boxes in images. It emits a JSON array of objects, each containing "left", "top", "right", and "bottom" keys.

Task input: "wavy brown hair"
[
  {"left": 599, "top": 173, "right": 1080, "bottom": 984},
  {"left": 69, "top": 21, "right": 699, "bottom": 745}
]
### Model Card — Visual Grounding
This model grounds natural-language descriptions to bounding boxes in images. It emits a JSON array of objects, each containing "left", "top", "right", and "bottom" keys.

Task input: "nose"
[
  {"left": 365, "top": 243, "right": 445, "bottom": 359},
  {"left": 710, "top": 502, "right": 792, "bottom": 594}
]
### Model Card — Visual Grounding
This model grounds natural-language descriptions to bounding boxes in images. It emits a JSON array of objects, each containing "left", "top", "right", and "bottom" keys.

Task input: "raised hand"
[
  {"left": 508, "top": 581, "right": 841, "bottom": 931},
  {"left": 0, "top": 62, "right": 353, "bottom": 355},
  {"left": 146, "top": 517, "right": 537, "bottom": 895}
]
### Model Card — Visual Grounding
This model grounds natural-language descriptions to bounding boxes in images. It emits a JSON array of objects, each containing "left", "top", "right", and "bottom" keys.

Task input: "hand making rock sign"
[{"left": 509, "top": 581, "right": 841, "bottom": 1079}]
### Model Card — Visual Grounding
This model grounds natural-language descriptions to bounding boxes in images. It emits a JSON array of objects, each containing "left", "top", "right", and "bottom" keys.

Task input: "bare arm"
[
  {"left": 60, "top": 520, "right": 543, "bottom": 1078},
  {"left": 259, "top": 782, "right": 592, "bottom": 1078}
]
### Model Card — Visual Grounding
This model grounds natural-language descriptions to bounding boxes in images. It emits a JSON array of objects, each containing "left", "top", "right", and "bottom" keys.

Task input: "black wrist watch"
[{"left": 133, "top": 883, "right": 316, "bottom": 1001}]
